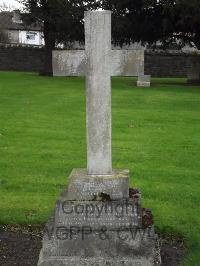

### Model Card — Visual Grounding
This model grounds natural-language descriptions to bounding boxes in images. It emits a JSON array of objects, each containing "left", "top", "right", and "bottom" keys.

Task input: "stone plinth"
[
  {"left": 38, "top": 169, "right": 160, "bottom": 266},
  {"left": 66, "top": 169, "right": 129, "bottom": 201},
  {"left": 55, "top": 198, "right": 142, "bottom": 229},
  {"left": 38, "top": 224, "right": 157, "bottom": 266}
]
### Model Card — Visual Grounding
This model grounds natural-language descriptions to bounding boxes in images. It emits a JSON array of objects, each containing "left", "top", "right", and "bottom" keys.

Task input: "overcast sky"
[{"left": 2, "top": 0, "right": 24, "bottom": 9}]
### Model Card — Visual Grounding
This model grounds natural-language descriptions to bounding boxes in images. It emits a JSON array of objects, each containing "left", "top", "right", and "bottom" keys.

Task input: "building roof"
[{"left": 0, "top": 10, "right": 43, "bottom": 31}]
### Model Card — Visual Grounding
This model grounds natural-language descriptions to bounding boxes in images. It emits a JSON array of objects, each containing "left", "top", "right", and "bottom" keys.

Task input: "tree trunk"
[{"left": 40, "top": 21, "right": 56, "bottom": 76}]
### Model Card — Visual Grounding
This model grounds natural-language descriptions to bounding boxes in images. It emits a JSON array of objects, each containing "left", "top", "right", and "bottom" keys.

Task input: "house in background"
[{"left": 0, "top": 10, "right": 44, "bottom": 46}]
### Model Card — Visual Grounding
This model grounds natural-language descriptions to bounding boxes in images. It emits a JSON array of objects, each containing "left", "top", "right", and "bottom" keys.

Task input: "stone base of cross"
[{"left": 38, "top": 11, "right": 160, "bottom": 266}]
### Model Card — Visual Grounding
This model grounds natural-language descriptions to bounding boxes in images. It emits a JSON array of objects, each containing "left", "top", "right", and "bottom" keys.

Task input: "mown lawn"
[{"left": 0, "top": 71, "right": 199, "bottom": 265}]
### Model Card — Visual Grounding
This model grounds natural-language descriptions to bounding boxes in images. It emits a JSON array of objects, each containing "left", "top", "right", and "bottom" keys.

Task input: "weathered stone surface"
[
  {"left": 38, "top": 229, "right": 157, "bottom": 266},
  {"left": 52, "top": 11, "right": 147, "bottom": 175},
  {"left": 111, "top": 50, "right": 144, "bottom": 76},
  {"left": 38, "top": 258, "right": 156, "bottom": 266},
  {"left": 38, "top": 169, "right": 160, "bottom": 266},
  {"left": 85, "top": 11, "right": 112, "bottom": 175},
  {"left": 52, "top": 49, "right": 144, "bottom": 77},
  {"left": 66, "top": 169, "right": 129, "bottom": 201},
  {"left": 137, "top": 75, "right": 151, "bottom": 87},
  {"left": 41, "top": 226, "right": 156, "bottom": 256},
  {"left": 55, "top": 199, "right": 142, "bottom": 229},
  {"left": 53, "top": 50, "right": 86, "bottom": 76},
  {"left": 38, "top": 196, "right": 158, "bottom": 266}
]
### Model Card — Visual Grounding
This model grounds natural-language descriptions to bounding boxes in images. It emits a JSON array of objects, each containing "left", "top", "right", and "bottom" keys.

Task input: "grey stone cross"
[
  {"left": 53, "top": 11, "right": 144, "bottom": 176},
  {"left": 38, "top": 11, "right": 159, "bottom": 266}
]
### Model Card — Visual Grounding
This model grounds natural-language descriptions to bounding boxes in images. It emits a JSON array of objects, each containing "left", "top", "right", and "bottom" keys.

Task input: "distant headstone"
[
  {"left": 137, "top": 74, "right": 151, "bottom": 87},
  {"left": 38, "top": 11, "right": 160, "bottom": 266},
  {"left": 187, "top": 55, "right": 200, "bottom": 84}
]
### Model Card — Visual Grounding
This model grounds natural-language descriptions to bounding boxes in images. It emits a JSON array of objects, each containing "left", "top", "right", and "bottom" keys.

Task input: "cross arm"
[
  {"left": 53, "top": 50, "right": 87, "bottom": 76},
  {"left": 53, "top": 49, "right": 144, "bottom": 77}
]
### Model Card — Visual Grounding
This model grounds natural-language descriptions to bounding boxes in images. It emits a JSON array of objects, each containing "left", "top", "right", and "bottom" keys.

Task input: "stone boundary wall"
[
  {"left": 0, "top": 45, "right": 44, "bottom": 72},
  {"left": 144, "top": 50, "right": 195, "bottom": 77},
  {"left": 0, "top": 44, "right": 198, "bottom": 77}
]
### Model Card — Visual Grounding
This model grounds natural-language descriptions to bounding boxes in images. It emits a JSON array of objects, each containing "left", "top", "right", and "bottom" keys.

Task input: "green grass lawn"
[{"left": 0, "top": 71, "right": 200, "bottom": 264}]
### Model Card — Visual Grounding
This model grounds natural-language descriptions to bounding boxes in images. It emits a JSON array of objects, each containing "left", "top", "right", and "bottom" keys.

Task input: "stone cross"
[
  {"left": 38, "top": 11, "right": 159, "bottom": 266},
  {"left": 53, "top": 11, "right": 145, "bottom": 176}
]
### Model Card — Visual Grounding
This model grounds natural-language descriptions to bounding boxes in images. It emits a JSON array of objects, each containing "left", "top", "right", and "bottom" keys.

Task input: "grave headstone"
[
  {"left": 38, "top": 11, "right": 160, "bottom": 266},
  {"left": 137, "top": 74, "right": 151, "bottom": 87},
  {"left": 187, "top": 55, "right": 200, "bottom": 84}
]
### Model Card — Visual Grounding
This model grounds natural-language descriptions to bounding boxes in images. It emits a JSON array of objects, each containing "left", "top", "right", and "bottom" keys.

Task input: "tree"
[
  {"left": 20, "top": 0, "right": 100, "bottom": 76},
  {"left": 100, "top": 0, "right": 177, "bottom": 47},
  {"left": 153, "top": 0, "right": 200, "bottom": 49},
  {"left": 100, "top": 0, "right": 164, "bottom": 46},
  {"left": 174, "top": 0, "right": 200, "bottom": 49},
  {"left": 19, "top": 0, "right": 82, "bottom": 75},
  {"left": 101, "top": 0, "right": 200, "bottom": 49}
]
